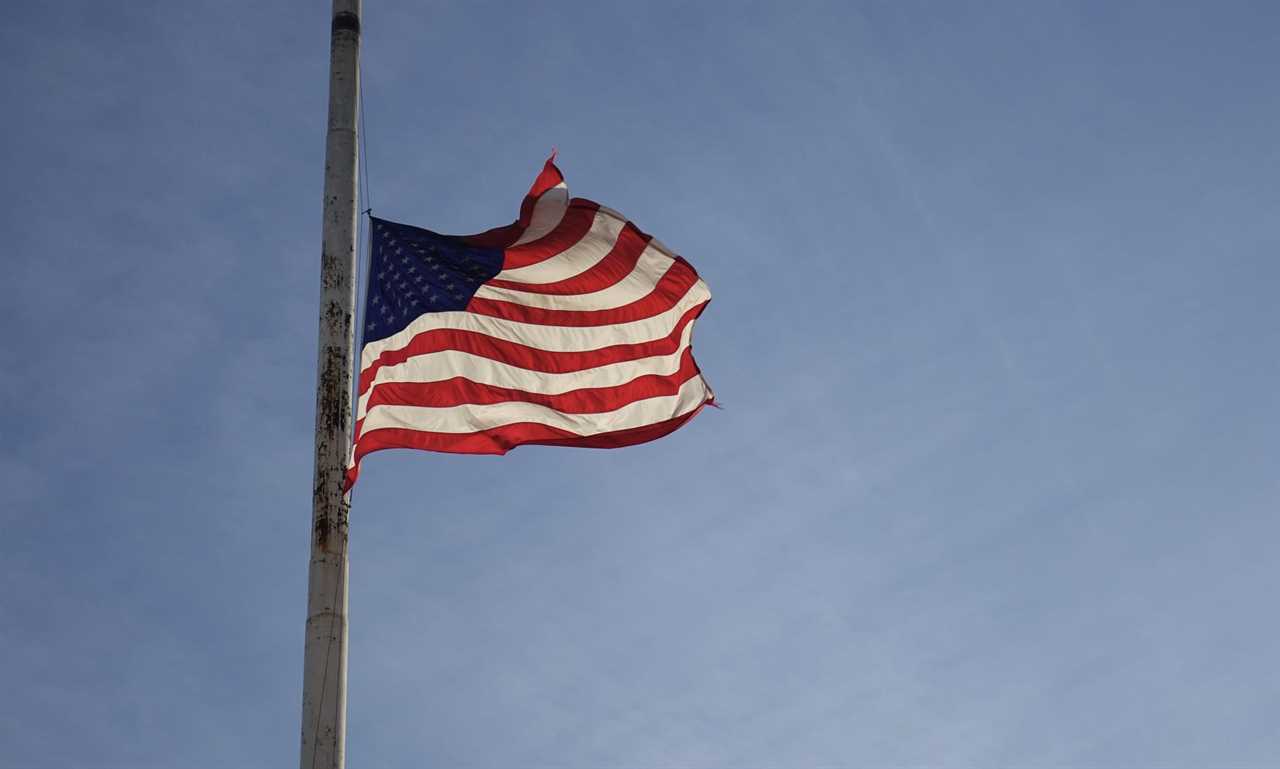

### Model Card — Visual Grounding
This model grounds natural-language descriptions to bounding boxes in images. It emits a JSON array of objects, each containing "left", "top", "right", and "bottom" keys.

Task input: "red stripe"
[
  {"left": 486, "top": 220, "right": 651, "bottom": 295},
  {"left": 467, "top": 258, "right": 700, "bottom": 327},
  {"left": 462, "top": 223, "right": 521, "bottom": 249},
  {"left": 461, "top": 154, "right": 566, "bottom": 249},
  {"left": 361, "top": 347, "right": 700, "bottom": 422},
  {"left": 519, "top": 156, "right": 564, "bottom": 221},
  {"left": 358, "top": 300, "right": 710, "bottom": 396},
  {"left": 498, "top": 201, "right": 598, "bottom": 270},
  {"left": 344, "top": 401, "right": 710, "bottom": 491}
]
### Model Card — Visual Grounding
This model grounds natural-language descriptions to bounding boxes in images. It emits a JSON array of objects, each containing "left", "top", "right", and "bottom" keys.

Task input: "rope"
[{"left": 359, "top": 60, "right": 373, "bottom": 217}]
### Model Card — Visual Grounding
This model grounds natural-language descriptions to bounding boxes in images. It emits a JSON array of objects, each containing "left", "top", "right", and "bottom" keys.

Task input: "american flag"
[{"left": 346, "top": 157, "right": 714, "bottom": 489}]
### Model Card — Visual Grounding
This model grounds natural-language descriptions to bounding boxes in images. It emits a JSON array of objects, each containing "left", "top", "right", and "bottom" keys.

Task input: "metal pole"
[{"left": 301, "top": 2, "right": 360, "bottom": 768}]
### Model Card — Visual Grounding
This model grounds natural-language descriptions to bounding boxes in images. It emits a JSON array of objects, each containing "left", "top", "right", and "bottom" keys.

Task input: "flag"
[{"left": 346, "top": 156, "right": 714, "bottom": 489}]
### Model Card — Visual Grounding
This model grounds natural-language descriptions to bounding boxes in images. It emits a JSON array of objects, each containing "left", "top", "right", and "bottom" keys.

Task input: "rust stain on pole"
[{"left": 301, "top": 2, "right": 360, "bottom": 769}]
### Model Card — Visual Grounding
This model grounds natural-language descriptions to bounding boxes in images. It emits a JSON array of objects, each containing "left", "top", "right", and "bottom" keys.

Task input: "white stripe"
[
  {"left": 361, "top": 278, "right": 712, "bottom": 369},
  {"left": 359, "top": 373, "right": 710, "bottom": 436},
  {"left": 357, "top": 320, "right": 698, "bottom": 421},
  {"left": 495, "top": 208, "right": 627, "bottom": 284},
  {"left": 512, "top": 182, "right": 569, "bottom": 246},
  {"left": 473, "top": 243, "right": 674, "bottom": 311}
]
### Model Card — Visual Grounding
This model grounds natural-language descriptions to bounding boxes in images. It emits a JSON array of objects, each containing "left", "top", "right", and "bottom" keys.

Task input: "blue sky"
[{"left": 3, "top": 1, "right": 1279, "bottom": 766}]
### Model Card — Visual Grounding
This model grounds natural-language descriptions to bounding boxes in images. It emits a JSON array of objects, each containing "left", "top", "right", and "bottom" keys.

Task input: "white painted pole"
[{"left": 301, "top": 2, "right": 360, "bottom": 768}]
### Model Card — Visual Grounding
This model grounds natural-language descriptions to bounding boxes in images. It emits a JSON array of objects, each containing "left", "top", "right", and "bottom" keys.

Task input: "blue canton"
[{"left": 362, "top": 217, "right": 504, "bottom": 346}]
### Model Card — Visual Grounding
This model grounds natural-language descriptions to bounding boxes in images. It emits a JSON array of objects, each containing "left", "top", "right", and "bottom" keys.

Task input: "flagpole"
[{"left": 302, "top": 2, "right": 360, "bottom": 768}]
